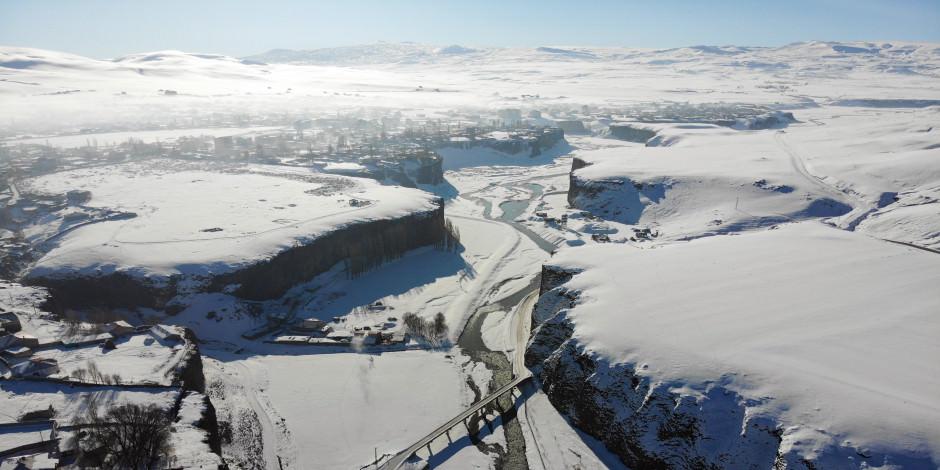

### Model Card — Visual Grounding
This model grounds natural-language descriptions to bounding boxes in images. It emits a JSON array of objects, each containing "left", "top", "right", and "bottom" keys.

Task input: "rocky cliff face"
[
  {"left": 31, "top": 201, "right": 446, "bottom": 310},
  {"left": 35, "top": 271, "right": 177, "bottom": 312},
  {"left": 566, "top": 158, "right": 640, "bottom": 224},
  {"left": 415, "top": 157, "right": 444, "bottom": 185},
  {"left": 526, "top": 266, "right": 783, "bottom": 469},
  {"left": 608, "top": 124, "right": 658, "bottom": 143},
  {"left": 526, "top": 265, "right": 924, "bottom": 469},
  {"left": 213, "top": 201, "right": 444, "bottom": 300},
  {"left": 566, "top": 157, "right": 593, "bottom": 207},
  {"left": 179, "top": 328, "right": 207, "bottom": 394}
]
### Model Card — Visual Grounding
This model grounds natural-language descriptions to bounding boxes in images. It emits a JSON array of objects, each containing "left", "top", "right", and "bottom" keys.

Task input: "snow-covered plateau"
[
  {"left": 528, "top": 222, "right": 940, "bottom": 468},
  {"left": 19, "top": 160, "right": 444, "bottom": 308},
  {"left": 1, "top": 39, "right": 939, "bottom": 469}
]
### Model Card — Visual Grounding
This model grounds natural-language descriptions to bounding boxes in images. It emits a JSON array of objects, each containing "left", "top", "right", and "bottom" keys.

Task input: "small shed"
[
  {"left": 12, "top": 332, "right": 39, "bottom": 348},
  {"left": 12, "top": 358, "right": 59, "bottom": 378},
  {"left": 0, "top": 312, "right": 22, "bottom": 334},
  {"left": 150, "top": 325, "right": 182, "bottom": 342},
  {"left": 326, "top": 331, "right": 353, "bottom": 342},
  {"left": 103, "top": 320, "right": 134, "bottom": 337},
  {"left": 274, "top": 335, "right": 310, "bottom": 345},
  {"left": 299, "top": 318, "right": 326, "bottom": 330},
  {"left": 2, "top": 346, "right": 32, "bottom": 358},
  {"left": 61, "top": 332, "right": 113, "bottom": 347}
]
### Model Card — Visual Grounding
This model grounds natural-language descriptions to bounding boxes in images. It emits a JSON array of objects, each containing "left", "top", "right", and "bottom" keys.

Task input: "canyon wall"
[{"left": 31, "top": 201, "right": 445, "bottom": 310}]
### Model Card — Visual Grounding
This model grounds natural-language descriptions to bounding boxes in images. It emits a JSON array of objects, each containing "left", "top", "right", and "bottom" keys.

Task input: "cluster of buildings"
[
  {"left": 273, "top": 311, "right": 408, "bottom": 348},
  {"left": 271, "top": 301, "right": 410, "bottom": 348},
  {"left": 0, "top": 318, "right": 152, "bottom": 380},
  {"left": 0, "top": 290, "right": 216, "bottom": 468}
]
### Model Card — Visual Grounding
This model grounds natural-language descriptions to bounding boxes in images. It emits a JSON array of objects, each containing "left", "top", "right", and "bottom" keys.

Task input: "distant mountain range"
[{"left": 239, "top": 41, "right": 940, "bottom": 67}]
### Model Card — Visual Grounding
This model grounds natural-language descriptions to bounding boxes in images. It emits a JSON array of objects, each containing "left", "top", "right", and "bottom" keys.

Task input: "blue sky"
[{"left": 1, "top": 0, "right": 938, "bottom": 58}]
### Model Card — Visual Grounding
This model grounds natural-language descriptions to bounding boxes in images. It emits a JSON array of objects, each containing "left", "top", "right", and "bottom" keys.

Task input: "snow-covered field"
[
  {"left": 3, "top": 41, "right": 940, "bottom": 136},
  {"left": 22, "top": 160, "right": 439, "bottom": 281},
  {"left": 0, "top": 380, "right": 178, "bottom": 426},
  {"left": 29, "top": 333, "right": 186, "bottom": 385},
  {"left": 558, "top": 106, "right": 939, "bottom": 248},
  {"left": 539, "top": 221, "right": 940, "bottom": 465},
  {"left": 246, "top": 350, "right": 472, "bottom": 469}
]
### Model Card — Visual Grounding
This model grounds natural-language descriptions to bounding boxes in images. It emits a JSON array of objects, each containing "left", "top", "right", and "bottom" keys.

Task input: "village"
[
  {"left": 0, "top": 97, "right": 809, "bottom": 469},
  {"left": 0, "top": 282, "right": 222, "bottom": 468},
  {"left": 0, "top": 110, "right": 572, "bottom": 284},
  {"left": 270, "top": 301, "right": 408, "bottom": 348}
]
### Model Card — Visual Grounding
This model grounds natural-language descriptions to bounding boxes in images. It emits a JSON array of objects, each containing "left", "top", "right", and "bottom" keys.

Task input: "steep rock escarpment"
[
  {"left": 415, "top": 156, "right": 444, "bottom": 185},
  {"left": 212, "top": 201, "right": 444, "bottom": 300},
  {"left": 566, "top": 157, "right": 593, "bottom": 207},
  {"left": 608, "top": 124, "right": 658, "bottom": 144},
  {"left": 566, "top": 153, "right": 852, "bottom": 230},
  {"left": 32, "top": 202, "right": 445, "bottom": 310},
  {"left": 526, "top": 265, "right": 934, "bottom": 469},
  {"left": 179, "top": 328, "right": 226, "bottom": 465},
  {"left": 526, "top": 294, "right": 780, "bottom": 469},
  {"left": 36, "top": 272, "right": 178, "bottom": 312}
]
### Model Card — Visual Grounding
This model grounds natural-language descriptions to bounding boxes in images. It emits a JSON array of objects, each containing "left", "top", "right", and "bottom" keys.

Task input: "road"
[
  {"left": 212, "top": 359, "right": 281, "bottom": 470},
  {"left": 775, "top": 131, "right": 875, "bottom": 230},
  {"left": 776, "top": 130, "right": 939, "bottom": 254}
]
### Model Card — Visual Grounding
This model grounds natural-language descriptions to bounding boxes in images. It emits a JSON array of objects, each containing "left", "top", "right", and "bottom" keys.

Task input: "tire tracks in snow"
[
  {"left": 775, "top": 131, "right": 876, "bottom": 230},
  {"left": 224, "top": 359, "right": 284, "bottom": 470},
  {"left": 777, "top": 131, "right": 939, "bottom": 254}
]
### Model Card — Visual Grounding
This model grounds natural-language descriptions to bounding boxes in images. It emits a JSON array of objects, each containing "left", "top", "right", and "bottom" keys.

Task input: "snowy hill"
[
  {"left": 528, "top": 221, "right": 940, "bottom": 468},
  {"left": 3, "top": 41, "right": 939, "bottom": 136},
  {"left": 242, "top": 43, "right": 448, "bottom": 65},
  {"left": 244, "top": 41, "right": 940, "bottom": 69}
]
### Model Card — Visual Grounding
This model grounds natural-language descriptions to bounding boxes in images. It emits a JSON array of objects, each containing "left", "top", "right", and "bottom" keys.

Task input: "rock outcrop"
[
  {"left": 212, "top": 201, "right": 444, "bottom": 300},
  {"left": 607, "top": 124, "right": 658, "bottom": 143},
  {"left": 527, "top": 279, "right": 782, "bottom": 469},
  {"left": 526, "top": 265, "right": 934, "bottom": 469}
]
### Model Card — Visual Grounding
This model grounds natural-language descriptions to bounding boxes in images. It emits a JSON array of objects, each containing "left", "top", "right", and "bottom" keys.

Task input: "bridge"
[
  {"left": 376, "top": 373, "right": 533, "bottom": 470},
  {"left": 375, "top": 291, "right": 540, "bottom": 469}
]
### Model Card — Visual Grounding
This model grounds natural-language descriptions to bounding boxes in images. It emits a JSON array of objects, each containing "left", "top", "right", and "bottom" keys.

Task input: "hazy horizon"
[{"left": 2, "top": 0, "right": 939, "bottom": 59}]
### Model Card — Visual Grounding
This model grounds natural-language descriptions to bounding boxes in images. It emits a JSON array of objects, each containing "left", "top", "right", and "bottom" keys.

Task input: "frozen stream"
[{"left": 194, "top": 146, "right": 620, "bottom": 469}]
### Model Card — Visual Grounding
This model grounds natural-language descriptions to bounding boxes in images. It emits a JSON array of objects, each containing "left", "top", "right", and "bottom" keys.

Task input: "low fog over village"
[{"left": 1, "top": 2, "right": 939, "bottom": 469}]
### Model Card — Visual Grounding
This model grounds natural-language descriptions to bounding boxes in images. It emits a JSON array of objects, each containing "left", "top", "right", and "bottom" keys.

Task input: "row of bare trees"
[
  {"left": 438, "top": 218, "right": 461, "bottom": 252},
  {"left": 71, "top": 360, "right": 122, "bottom": 385},
  {"left": 403, "top": 312, "right": 448, "bottom": 346}
]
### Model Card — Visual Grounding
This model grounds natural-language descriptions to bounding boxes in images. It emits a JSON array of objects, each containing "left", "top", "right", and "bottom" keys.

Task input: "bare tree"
[
  {"left": 432, "top": 312, "right": 448, "bottom": 338},
  {"left": 74, "top": 402, "right": 172, "bottom": 469},
  {"left": 71, "top": 361, "right": 122, "bottom": 385},
  {"left": 402, "top": 312, "right": 449, "bottom": 346}
]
